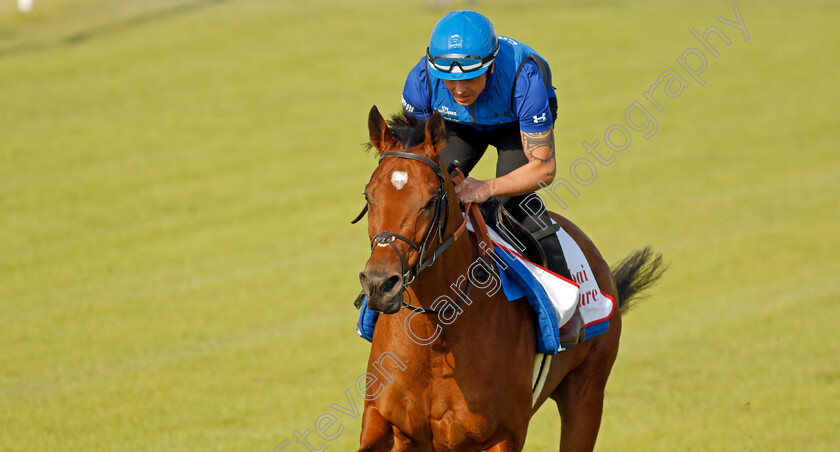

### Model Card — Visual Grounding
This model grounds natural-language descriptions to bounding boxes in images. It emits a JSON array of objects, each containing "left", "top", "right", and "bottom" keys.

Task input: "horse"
[{"left": 354, "top": 105, "right": 664, "bottom": 451}]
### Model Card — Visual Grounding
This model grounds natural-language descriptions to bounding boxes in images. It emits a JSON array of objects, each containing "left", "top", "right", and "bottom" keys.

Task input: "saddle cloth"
[{"left": 356, "top": 218, "right": 615, "bottom": 354}]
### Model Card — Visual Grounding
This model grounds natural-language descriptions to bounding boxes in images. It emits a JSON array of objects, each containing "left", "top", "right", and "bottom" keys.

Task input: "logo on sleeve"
[
  {"left": 401, "top": 96, "right": 415, "bottom": 113},
  {"left": 533, "top": 113, "right": 547, "bottom": 124}
]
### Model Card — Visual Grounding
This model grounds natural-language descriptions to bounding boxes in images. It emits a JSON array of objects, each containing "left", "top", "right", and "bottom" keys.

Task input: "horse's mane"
[{"left": 365, "top": 112, "right": 428, "bottom": 156}]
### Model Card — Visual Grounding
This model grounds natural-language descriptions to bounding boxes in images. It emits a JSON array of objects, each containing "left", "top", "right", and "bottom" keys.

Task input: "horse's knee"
[
  {"left": 358, "top": 408, "right": 394, "bottom": 451},
  {"left": 483, "top": 441, "right": 517, "bottom": 452},
  {"left": 478, "top": 427, "right": 524, "bottom": 452}
]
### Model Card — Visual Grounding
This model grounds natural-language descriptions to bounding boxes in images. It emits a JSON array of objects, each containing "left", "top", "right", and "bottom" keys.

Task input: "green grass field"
[{"left": 1, "top": 0, "right": 838, "bottom": 450}]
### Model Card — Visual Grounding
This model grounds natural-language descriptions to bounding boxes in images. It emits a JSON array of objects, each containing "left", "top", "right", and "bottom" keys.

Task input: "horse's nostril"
[
  {"left": 359, "top": 272, "right": 371, "bottom": 293},
  {"left": 381, "top": 275, "right": 401, "bottom": 294}
]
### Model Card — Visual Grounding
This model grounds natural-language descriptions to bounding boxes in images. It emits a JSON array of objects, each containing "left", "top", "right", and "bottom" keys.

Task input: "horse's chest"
[
  {"left": 428, "top": 388, "right": 499, "bottom": 445},
  {"left": 409, "top": 369, "right": 525, "bottom": 444},
  {"left": 369, "top": 316, "right": 533, "bottom": 447}
]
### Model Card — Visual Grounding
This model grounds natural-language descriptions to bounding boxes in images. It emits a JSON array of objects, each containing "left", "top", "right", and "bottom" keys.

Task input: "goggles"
[{"left": 426, "top": 46, "right": 499, "bottom": 73}]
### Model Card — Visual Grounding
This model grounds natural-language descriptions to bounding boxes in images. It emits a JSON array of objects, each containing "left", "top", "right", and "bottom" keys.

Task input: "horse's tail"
[{"left": 611, "top": 247, "right": 666, "bottom": 314}]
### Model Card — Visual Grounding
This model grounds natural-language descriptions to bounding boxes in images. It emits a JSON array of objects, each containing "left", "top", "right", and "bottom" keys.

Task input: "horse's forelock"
[{"left": 387, "top": 112, "right": 428, "bottom": 153}]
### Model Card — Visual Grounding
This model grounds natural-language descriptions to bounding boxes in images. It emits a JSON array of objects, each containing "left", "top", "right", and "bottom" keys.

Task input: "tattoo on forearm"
[{"left": 522, "top": 130, "right": 555, "bottom": 163}]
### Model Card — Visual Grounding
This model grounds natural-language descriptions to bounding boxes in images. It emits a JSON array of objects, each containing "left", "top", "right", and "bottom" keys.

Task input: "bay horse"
[{"left": 355, "top": 106, "right": 664, "bottom": 451}]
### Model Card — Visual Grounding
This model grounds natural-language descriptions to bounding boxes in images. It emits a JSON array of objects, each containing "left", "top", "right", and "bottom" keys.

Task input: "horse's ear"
[
  {"left": 424, "top": 111, "right": 446, "bottom": 158},
  {"left": 368, "top": 105, "right": 396, "bottom": 154}
]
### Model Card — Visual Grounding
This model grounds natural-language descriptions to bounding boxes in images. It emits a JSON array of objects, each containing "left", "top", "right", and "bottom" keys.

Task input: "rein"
[{"left": 353, "top": 151, "right": 479, "bottom": 315}]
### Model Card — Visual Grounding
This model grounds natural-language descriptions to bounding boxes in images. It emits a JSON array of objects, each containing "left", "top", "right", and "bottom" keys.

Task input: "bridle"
[{"left": 352, "top": 151, "right": 471, "bottom": 314}]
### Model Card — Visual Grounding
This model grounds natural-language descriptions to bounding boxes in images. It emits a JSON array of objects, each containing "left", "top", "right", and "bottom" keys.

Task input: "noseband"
[{"left": 352, "top": 151, "right": 470, "bottom": 314}]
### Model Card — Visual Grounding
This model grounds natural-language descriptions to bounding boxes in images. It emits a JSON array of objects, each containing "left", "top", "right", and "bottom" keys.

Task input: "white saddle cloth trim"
[
  {"left": 466, "top": 215, "right": 614, "bottom": 342},
  {"left": 485, "top": 225, "right": 580, "bottom": 330},
  {"left": 552, "top": 219, "right": 615, "bottom": 327}
]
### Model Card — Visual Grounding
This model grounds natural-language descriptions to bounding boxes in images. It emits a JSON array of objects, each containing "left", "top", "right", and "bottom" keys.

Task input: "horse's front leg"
[
  {"left": 358, "top": 406, "right": 393, "bottom": 451},
  {"left": 478, "top": 427, "right": 525, "bottom": 452},
  {"left": 359, "top": 407, "right": 419, "bottom": 452},
  {"left": 483, "top": 441, "right": 519, "bottom": 452}
]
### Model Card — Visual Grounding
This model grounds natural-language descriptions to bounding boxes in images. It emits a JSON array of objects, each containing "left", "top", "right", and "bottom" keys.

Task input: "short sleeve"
[
  {"left": 512, "top": 59, "right": 553, "bottom": 133},
  {"left": 401, "top": 58, "right": 433, "bottom": 120}
]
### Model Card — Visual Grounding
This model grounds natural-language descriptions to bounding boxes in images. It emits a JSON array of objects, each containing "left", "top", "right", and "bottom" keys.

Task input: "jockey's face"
[{"left": 443, "top": 72, "right": 487, "bottom": 106}]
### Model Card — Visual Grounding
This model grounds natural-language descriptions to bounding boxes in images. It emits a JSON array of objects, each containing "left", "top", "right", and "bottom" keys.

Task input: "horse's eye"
[{"left": 424, "top": 198, "right": 436, "bottom": 210}]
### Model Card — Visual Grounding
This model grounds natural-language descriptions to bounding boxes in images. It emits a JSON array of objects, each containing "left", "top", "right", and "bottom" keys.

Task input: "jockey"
[{"left": 401, "top": 10, "right": 573, "bottom": 282}]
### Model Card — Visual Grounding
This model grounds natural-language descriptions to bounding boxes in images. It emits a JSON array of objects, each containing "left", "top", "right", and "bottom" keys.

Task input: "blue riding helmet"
[{"left": 427, "top": 10, "right": 499, "bottom": 81}]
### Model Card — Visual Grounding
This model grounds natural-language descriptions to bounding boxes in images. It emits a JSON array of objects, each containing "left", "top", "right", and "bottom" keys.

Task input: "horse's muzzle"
[{"left": 359, "top": 269, "right": 404, "bottom": 314}]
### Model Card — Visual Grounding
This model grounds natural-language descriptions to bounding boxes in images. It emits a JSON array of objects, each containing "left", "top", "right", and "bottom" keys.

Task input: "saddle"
[
  {"left": 475, "top": 198, "right": 583, "bottom": 349},
  {"left": 475, "top": 198, "right": 561, "bottom": 269}
]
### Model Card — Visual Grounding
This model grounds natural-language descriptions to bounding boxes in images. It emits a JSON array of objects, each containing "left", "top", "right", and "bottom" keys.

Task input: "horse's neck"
[
  {"left": 409, "top": 200, "right": 476, "bottom": 305},
  {"left": 412, "top": 243, "right": 471, "bottom": 299}
]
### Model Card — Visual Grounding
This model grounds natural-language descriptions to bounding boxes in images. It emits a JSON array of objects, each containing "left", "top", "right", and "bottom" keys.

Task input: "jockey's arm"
[{"left": 454, "top": 128, "right": 556, "bottom": 203}]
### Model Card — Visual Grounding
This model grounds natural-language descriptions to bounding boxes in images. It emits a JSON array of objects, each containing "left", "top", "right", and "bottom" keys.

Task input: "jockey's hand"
[{"left": 454, "top": 177, "right": 493, "bottom": 204}]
